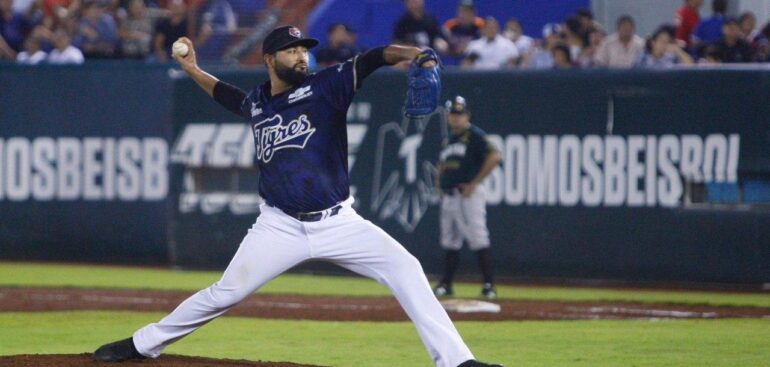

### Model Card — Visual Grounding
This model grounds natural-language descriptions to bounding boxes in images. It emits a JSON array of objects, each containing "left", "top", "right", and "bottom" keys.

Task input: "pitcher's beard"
[{"left": 276, "top": 63, "right": 309, "bottom": 86}]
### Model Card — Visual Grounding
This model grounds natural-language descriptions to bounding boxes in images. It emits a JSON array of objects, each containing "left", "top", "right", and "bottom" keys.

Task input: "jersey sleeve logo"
[
  {"left": 253, "top": 114, "right": 316, "bottom": 163},
  {"left": 251, "top": 102, "right": 262, "bottom": 117}
]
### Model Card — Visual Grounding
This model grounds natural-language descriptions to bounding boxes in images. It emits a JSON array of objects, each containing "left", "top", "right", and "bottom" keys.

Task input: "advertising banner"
[
  {"left": 0, "top": 64, "right": 173, "bottom": 263},
  {"left": 169, "top": 68, "right": 770, "bottom": 283}
]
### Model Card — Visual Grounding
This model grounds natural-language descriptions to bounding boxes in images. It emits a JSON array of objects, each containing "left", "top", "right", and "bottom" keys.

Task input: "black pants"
[{"left": 439, "top": 248, "right": 494, "bottom": 286}]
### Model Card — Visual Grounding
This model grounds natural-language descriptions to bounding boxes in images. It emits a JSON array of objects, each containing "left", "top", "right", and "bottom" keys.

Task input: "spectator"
[
  {"left": 153, "top": 0, "right": 188, "bottom": 63},
  {"left": 16, "top": 34, "right": 46, "bottom": 64},
  {"left": 41, "top": 0, "right": 78, "bottom": 32},
  {"left": 551, "top": 43, "right": 573, "bottom": 69},
  {"left": 1, "top": 0, "right": 31, "bottom": 59},
  {"left": 738, "top": 12, "right": 757, "bottom": 42},
  {"left": 462, "top": 16, "right": 518, "bottom": 70},
  {"left": 710, "top": 18, "right": 752, "bottom": 63},
  {"left": 201, "top": 0, "right": 236, "bottom": 34},
  {"left": 314, "top": 23, "right": 361, "bottom": 67},
  {"left": 120, "top": 0, "right": 163, "bottom": 59},
  {"left": 73, "top": 0, "right": 119, "bottom": 59},
  {"left": 693, "top": 0, "right": 727, "bottom": 44},
  {"left": 699, "top": 43, "right": 723, "bottom": 64},
  {"left": 503, "top": 18, "right": 533, "bottom": 56},
  {"left": 523, "top": 22, "right": 562, "bottom": 69},
  {"left": 635, "top": 26, "right": 694, "bottom": 68},
  {"left": 753, "top": 37, "right": 770, "bottom": 62},
  {"left": 761, "top": 21, "right": 770, "bottom": 41},
  {"left": 675, "top": 0, "right": 704, "bottom": 48},
  {"left": 194, "top": 0, "right": 237, "bottom": 59},
  {"left": 575, "top": 8, "right": 601, "bottom": 46},
  {"left": 392, "top": 0, "right": 448, "bottom": 53},
  {"left": 564, "top": 15, "right": 585, "bottom": 62},
  {"left": 578, "top": 27, "right": 605, "bottom": 68},
  {"left": 158, "top": 0, "right": 203, "bottom": 41},
  {"left": 442, "top": 0, "right": 483, "bottom": 56},
  {"left": 755, "top": 22, "right": 770, "bottom": 62},
  {"left": 47, "top": 28, "right": 84, "bottom": 64},
  {"left": 594, "top": 15, "right": 644, "bottom": 68}
]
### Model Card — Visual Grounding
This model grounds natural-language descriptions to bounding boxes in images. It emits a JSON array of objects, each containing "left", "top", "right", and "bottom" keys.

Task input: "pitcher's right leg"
[
  {"left": 316, "top": 213, "right": 474, "bottom": 367},
  {"left": 133, "top": 210, "right": 309, "bottom": 357}
]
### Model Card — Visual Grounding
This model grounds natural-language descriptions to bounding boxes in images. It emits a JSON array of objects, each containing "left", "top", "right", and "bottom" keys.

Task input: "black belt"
[{"left": 269, "top": 203, "right": 342, "bottom": 222}]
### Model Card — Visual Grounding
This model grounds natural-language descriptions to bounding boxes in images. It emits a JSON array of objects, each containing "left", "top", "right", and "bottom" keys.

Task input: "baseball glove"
[{"left": 404, "top": 48, "right": 441, "bottom": 117}]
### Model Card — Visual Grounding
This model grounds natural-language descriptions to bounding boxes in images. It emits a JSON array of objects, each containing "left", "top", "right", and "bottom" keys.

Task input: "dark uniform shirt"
[
  {"left": 439, "top": 125, "right": 493, "bottom": 190},
  {"left": 236, "top": 57, "right": 359, "bottom": 215}
]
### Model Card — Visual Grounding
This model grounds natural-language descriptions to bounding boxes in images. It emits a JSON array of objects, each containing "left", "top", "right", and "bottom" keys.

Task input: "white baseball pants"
[
  {"left": 440, "top": 186, "right": 490, "bottom": 251},
  {"left": 133, "top": 197, "right": 474, "bottom": 367}
]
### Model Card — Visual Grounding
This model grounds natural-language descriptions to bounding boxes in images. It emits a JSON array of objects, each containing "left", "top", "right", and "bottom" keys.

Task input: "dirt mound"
[
  {"left": 1, "top": 287, "right": 769, "bottom": 321},
  {"left": 0, "top": 354, "right": 327, "bottom": 367}
]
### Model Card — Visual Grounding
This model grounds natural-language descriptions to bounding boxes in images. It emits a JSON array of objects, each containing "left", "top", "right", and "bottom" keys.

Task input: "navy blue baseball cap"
[
  {"left": 262, "top": 25, "right": 319, "bottom": 55},
  {"left": 446, "top": 96, "right": 469, "bottom": 114}
]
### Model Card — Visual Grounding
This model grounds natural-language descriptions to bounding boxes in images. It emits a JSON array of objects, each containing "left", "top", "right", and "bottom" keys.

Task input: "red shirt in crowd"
[
  {"left": 675, "top": 6, "right": 700, "bottom": 47},
  {"left": 43, "top": 0, "right": 72, "bottom": 17}
]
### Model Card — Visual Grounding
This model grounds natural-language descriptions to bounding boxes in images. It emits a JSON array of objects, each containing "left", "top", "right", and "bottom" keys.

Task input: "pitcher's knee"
[
  {"left": 200, "top": 282, "right": 251, "bottom": 309},
  {"left": 389, "top": 252, "right": 426, "bottom": 277}
]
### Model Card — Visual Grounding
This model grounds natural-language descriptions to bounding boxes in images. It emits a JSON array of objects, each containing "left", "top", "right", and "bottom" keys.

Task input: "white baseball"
[{"left": 172, "top": 41, "right": 189, "bottom": 57}]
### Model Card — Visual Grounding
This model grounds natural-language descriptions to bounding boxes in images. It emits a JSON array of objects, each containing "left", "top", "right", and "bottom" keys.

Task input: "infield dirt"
[
  {"left": 2, "top": 287, "right": 768, "bottom": 367},
  {"left": 1, "top": 287, "right": 768, "bottom": 321}
]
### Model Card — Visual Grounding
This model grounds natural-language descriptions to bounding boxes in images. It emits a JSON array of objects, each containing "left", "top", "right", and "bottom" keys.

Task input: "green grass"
[
  {"left": 0, "top": 311, "right": 768, "bottom": 367},
  {"left": 1, "top": 262, "right": 770, "bottom": 307}
]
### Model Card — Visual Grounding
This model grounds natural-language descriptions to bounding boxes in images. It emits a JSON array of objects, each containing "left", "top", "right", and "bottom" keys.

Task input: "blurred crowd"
[
  {"left": 2, "top": 0, "right": 770, "bottom": 68},
  {"left": 382, "top": 0, "right": 770, "bottom": 69},
  {"left": 0, "top": 0, "right": 240, "bottom": 65}
]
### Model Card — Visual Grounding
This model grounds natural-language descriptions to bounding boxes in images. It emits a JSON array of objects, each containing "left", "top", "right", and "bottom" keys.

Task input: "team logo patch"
[
  {"left": 289, "top": 27, "right": 301, "bottom": 38},
  {"left": 253, "top": 114, "right": 316, "bottom": 163},
  {"left": 287, "top": 85, "right": 313, "bottom": 103}
]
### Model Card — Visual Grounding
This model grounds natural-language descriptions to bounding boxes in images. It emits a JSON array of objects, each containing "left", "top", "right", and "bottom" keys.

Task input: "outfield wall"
[
  {"left": 1, "top": 63, "right": 769, "bottom": 283},
  {"left": 0, "top": 64, "right": 173, "bottom": 264}
]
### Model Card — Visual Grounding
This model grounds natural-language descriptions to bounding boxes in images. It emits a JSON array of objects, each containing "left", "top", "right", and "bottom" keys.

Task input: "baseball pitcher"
[{"left": 93, "top": 26, "right": 502, "bottom": 367}]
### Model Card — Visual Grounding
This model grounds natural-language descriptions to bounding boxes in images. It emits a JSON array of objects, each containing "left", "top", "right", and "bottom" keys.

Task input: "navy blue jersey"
[
  {"left": 239, "top": 57, "right": 359, "bottom": 214},
  {"left": 439, "top": 125, "right": 494, "bottom": 190}
]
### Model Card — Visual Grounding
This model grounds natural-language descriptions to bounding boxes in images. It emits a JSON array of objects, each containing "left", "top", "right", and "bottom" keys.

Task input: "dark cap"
[
  {"left": 262, "top": 25, "right": 319, "bottom": 55},
  {"left": 446, "top": 96, "right": 469, "bottom": 114}
]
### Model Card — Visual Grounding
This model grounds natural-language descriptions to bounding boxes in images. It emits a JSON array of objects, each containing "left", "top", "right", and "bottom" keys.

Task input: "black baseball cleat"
[
  {"left": 458, "top": 359, "right": 504, "bottom": 367},
  {"left": 434, "top": 283, "right": 454, "bottom": 297},
  {"left": 93, "top": 337, "right": 146, "bottom": 362},
  {"left": 481, "top": 283, "right": 497, "bottom": 300}
]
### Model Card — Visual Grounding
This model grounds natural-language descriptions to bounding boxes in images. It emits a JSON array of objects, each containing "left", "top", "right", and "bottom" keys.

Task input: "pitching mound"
[{"left": 0, "top": 354, "right": 327, "bottom": 367}]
